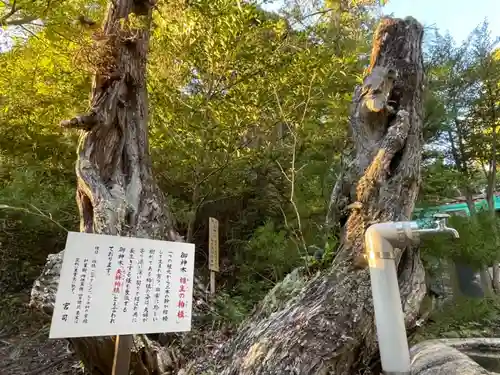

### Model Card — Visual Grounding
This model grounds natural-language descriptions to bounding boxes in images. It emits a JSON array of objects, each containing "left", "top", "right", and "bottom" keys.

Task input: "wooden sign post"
[
  {"left": 49, "top": 232, "right": 196, "bottom": 375},
  {"left": 208, "top": 217, "right": 219, "bottom": 295},
  {"left": 112, "top": 335, "right": 133, "bottom": 375}
]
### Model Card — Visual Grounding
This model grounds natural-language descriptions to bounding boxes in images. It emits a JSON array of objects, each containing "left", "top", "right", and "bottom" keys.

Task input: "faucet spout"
[
  {"left": 414, "top": 226, "right": 460, "bottom": 239},
  {"left": 419, "top": 213, "right": 460, "bottom": 239},
  {"left": 446, "top": 227, "right": 460, "bottom": 239}
]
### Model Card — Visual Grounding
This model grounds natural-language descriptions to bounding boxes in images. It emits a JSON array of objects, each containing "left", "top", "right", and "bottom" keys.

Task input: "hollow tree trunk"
[
  {"left": 183, "top": 18, "right": 494, "bottom": 375},
  {"left": 185, "top": 16, "right": 426, "bottom": 375},
  {"left": 29, "top": 0, "right": 208, "bottom": 373}
]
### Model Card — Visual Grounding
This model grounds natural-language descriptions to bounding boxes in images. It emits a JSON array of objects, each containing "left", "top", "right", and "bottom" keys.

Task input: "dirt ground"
[{"left": 0, "top": 291, "right": 81, "bottom": 375}]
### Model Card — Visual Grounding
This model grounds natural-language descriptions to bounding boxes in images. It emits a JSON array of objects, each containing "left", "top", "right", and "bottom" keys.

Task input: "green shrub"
[
  {"left": 218, "top": 220, "right": 303, "bottom": 321},
  {"left": 0, "top": 162, "right": 77, "bottom": 294},
  {"left": 421, "top": 211, "right": 500, "bottom": 268},
  {"left": 416, "top": 297, "right": 500, "bottom": 342}
]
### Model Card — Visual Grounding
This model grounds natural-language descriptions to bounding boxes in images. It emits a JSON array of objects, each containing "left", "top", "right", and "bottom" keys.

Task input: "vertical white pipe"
[{"left": 366, "top": 231, "right": 411, "bottom": 374}]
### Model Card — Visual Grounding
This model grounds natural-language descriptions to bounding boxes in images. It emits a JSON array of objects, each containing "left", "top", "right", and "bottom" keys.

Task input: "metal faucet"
[
  {"left": 364, "top": 214, "right": 459, "bottom": 374},
  {"left": 364, "top": 213, "right": 460, "bottom": 375},
  {"left": 415, "top": 213, "right": 460, "bottom": 239}
]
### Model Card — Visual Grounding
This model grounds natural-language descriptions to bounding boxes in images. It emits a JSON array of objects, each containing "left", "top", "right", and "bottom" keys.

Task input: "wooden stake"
[
  {"left": 208, "top": 217, "right": 219, "bottom": 295},
  {"left": 112, "top": 334, "right": 133, "bottom": 375},
  {"left": 210, "top": 271, "right": 216, "bottom": 295}
]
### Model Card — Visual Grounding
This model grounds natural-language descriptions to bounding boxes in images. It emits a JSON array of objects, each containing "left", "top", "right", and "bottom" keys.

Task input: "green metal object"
[{"left": 414, "top": 195, "right": 500, "bottom": 218}]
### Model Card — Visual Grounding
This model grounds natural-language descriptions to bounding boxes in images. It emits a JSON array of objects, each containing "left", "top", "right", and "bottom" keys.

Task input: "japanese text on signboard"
[
  {"left": 50, "top": 232, "right": 195, "bottom": 339},
  {"left": 208, "top": 217, "right": 219, "bottom": 272}
]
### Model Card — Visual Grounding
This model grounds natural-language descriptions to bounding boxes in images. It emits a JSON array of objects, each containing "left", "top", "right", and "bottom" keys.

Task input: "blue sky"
[
  {"left": 261, "top": 0, "right": 499, "bottom": 43},
  {"left": 2, "top": 1, "right": 498, "bottom": 50},
  {"left": 384, "top": 0, "right": 500, "bottom": 43}
]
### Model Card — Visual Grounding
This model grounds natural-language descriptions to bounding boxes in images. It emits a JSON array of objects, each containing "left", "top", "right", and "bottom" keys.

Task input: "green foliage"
[
  {"left": 421, "top": 22, "right": 500, "bottom": 206},
  {"left": 421, "top": 212, "right": 500, "bottom": 268},
  {"left": 415, "top": 297, "right": 500, "bottom": 341},
  {"left": 147, "top": 0, "right": 363, "bottom": 237},
  {"left": 0, "top": 23, "right": 81, "bottom": 295},
  {"left": 144, "top": 0, "right": 379, "bottom": 315},
  {"left": 211, "top": 291, "right": 252, "bottom": 326},
  {"left": 229, "top": 221, "right": 301, "bottom": 303},
  {"left": 0, "top": 160, "right": 77, "bottom": 293},
  {"left": 419, "top": 156, "right": 461, "bottom": 205}
]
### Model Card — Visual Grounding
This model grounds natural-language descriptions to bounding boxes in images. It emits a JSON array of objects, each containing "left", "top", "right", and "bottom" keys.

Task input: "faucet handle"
[
  {"left": 433, "top": 213, "right": 450, "bottom": 219},
  {"left": 433, "top": 213, "right": 450, "bottom": 227}
]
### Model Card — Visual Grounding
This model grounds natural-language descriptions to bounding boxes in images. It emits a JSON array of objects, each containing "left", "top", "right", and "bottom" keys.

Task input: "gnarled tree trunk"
[
  {"left": 185, "top": 15, "right": 426, "bottom": 375},
  {"left": 185, "top": 17, "right": 493, "bottom": 375},
  {"left": 30, "top": 0, "right": 205, "bottom": 373}
]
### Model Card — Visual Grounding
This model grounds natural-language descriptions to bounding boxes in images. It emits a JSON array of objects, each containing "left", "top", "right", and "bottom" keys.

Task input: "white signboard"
[{"left": 49, "top": 232, "right": 195, "bottom": 339}]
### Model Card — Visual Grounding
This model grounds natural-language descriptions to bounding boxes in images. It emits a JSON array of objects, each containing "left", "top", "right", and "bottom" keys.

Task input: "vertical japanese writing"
[
  {"left": 153, "top": 251, "right": 163, "bottom": 322},
  {"left": 113, "top": 248, "right": 126, "bottom": 294},
  {"left": 123, "top": 248, "right": 135, "bottom": 313},
  {"left": 178, "top": 276, "right": 187, "bottom": 319},
  {"left": 110, "top": 294, "right": 118, "bottom": 324},
  {"left": 180, "top": 252, "right": 188, "bottom": 273},
  {"left": 142, "top": 249, "right": 155, "bottom": 323},
  {"left": 108, "top": 245, "right": 119, "bottom": 324},
  {"left": 61, "top": 302, "right": 71, "bottom": 322},
  {"left": 75, "top": 258, "right": 88, "bottom": 324},
  {"left": 118, "top": 246, "right": 126, "bottom": 268},
  {"left": 83, "top": 246, "right": 99, "bottom": 324},
  {"left": 71, "top": 257, "right": 80, "bottom": 294},
  {"left": 106, "top": 246, "right": 114, "bottom": 276},
  {"left": 110, "top": 266, "right": 123, "bottom": 324},
  {"left": 113, "top": 269, "right": 122, "bottom": 293},
  {"left": 208, "top": 218, "right": 219, "bottom": 272},
  {"left": 177, "top": 252, "right": 188, "bottom": 320},
  {"left": 162, "top": 251, "right": 173, "bottom": 321},
  {"left": 132, "top": 248, "right": 145, "bottom": 323}
]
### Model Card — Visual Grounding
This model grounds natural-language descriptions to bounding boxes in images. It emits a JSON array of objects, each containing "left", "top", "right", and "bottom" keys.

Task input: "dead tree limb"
[{"left": 183, "top": 16, "right": 426, "bottom": 375}]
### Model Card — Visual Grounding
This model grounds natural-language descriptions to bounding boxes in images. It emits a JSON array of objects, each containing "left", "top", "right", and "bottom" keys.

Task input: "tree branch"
[
  {"left": 3, "top": 16, "right": 37, "bottom": 25},
  {"left": 60, "top": 113, "right": 99, "bottom": 130},
  {"left": 0, "top": 0, "right": 39, "bottom": 26}
]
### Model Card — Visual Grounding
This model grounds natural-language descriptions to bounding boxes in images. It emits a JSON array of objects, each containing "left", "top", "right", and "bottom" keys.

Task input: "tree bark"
[
  {"left": 184, "top": 16, "right": 427, "bottom": 375},
  {"left": 30, "top": 0, "right": 209, "bottom": 373},
  {"left": 411, "top": 338, "right": 500, "bottom": 374}
]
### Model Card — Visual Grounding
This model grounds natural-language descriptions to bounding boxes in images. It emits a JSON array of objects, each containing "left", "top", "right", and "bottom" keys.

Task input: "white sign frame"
[{"left": 49, "top": 232, "right": 195, "bottom": 339}]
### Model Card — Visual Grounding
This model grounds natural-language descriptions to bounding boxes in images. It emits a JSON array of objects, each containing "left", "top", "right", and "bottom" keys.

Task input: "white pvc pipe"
[{"left": 365, "top": 226, "right": 411, "bottom": 374}]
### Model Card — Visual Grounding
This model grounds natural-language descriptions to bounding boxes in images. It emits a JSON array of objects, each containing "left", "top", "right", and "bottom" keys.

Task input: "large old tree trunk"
[
  {"left": 185, "top": 16, "right": 428, "bottom": 374},
  {"left": 181, "top": 17, "right": 494, "bottom": 375},
  {"left": 30, "top": 0, "right": 201, "bottom": 373},
  {"left": 186, "top": 17, "right": 500, "bottom": 375}
]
